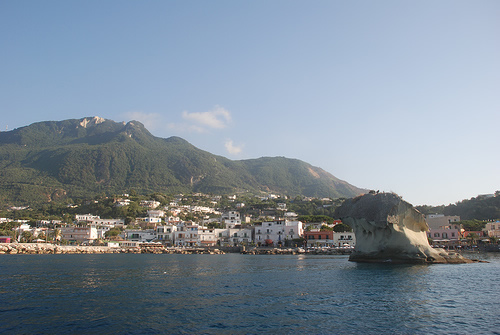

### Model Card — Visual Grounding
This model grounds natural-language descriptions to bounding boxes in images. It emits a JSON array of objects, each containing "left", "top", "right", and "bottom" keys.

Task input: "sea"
[{"left": 1, "top": 253, "right": 499, "bottom": 335}]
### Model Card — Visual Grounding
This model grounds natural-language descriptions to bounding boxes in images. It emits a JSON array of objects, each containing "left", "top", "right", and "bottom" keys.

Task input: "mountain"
[{"left": 0, "top": 117, "right": 366, "bottom": 204}]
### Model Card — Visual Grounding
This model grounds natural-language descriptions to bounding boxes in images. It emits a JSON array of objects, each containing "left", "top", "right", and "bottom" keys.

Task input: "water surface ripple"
[{"left": 1, "top": 253, "right": 499, "bottom": 334}]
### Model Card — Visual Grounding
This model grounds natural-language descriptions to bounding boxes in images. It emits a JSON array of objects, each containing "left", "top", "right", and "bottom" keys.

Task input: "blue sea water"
[{"left": 1, "top": 253, "right": 499, "bottom": 335}]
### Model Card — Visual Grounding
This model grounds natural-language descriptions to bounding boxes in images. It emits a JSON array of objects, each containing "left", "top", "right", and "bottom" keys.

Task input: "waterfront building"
[
  {"left": 333, "top": 232, "right": 356, "bottom": 248},
  {"left": 227, "top": 227, "right": 252, "bottom": 246},
  {"left": 174, "top": 222, "right": 199, "bottom": 247},
  {"left": 427, "top": 228, "right": 461, "bottom": 245},
  {"left": 124, "top": 229, "right": 156, "bottom": 243},
  {"left": 426, "top": 214, "right": 461, "bottom": 230},
  {"left": 61, "top": 227, "right": 98, "bottom": 244},
  {"left": 485, "top": 221, "right": 500, "bottom": 238},
  {"left": 284, "top": 220, "right": 303, "bottom": 241},
  {"left": 214, "top": 228, "right": 230, "bottom": 246},
  {"left": 254, "top": 220, "right": 303, "bottom": 247},
  {"left": 198, "top": 226, "right": 217, "bottom": 247},
  {"left": 304, "top": 230, "right": 334, "bottom": 248},
  {"left": 156, "top": 225, "right": 177, "bottom": 246}
]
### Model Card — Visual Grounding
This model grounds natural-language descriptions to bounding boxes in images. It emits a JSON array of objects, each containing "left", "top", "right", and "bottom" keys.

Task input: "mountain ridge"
[{"left": 0, "top": 117, "right": 366, "bottom": 204}]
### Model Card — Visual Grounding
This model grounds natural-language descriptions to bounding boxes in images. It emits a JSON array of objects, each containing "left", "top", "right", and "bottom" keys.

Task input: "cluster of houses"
[
  {"left": 0, "top": 208, "right": 357, "bottom": 249},
  {"left": 2, "top": 194, "right": 499, "bottom": 249},
  {"left": 65, "top": 210, "right": 356, "bottom": 249},
  {"left": 426, "top": 214, "right": 500, "bottom": 246}
]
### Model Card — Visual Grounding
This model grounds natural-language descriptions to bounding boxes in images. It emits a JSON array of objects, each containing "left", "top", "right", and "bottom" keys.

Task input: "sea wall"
[
  {"left": 0, "top": 243, "right": 353, "bottom": 256},
  {"left": 0, "top": 243, "right": 226, "bottom": 255}
]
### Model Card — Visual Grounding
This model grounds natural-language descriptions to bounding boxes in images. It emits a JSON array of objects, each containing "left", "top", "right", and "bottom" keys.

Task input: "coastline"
[{"left": 0, "top": 243, "right": 354, "bottom": 256}]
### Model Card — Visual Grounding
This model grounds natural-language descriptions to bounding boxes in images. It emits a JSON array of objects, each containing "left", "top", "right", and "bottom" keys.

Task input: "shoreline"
[{"left": 0, "top": 243, "right": 354, "bottom": 255}]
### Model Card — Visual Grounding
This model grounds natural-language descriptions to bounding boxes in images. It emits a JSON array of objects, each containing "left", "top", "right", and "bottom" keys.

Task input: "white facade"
[
  {"left": 88, "top": 218, "right": 125, "bottom": 226},
  {"left": 221, "top": 211, "right": 241, "bottom": 228},
  {"left": 227, "top": 228, "right": 252, "bottom": 246},
  {"left": 138, "top": 217, "right": 162, "bottom": 224},
  {"left": 147, "top": 210, "right": 165, "bottom": 218},
  {"left": 140, "top": 200, "right": 160, "bottom": 209},
  {"left": 125, "top": 229, "right": 156, "bottom": 242},
  {"left": 61, "top": 227, "right": 98, "bottom": 244},
  {"left": 174, "top": 223, "right": 199, "bottom": 246},
  {"left": 254, "top": 221, "right": 286, "bottom": 246},
  {"left": 333, "top": 232, "right": 356, "bottom": 247},
  {"left": 198, "top": 226, "right": 217, "bottom": 246},
  {"left": 284, "top": 220, "right": 303, "bottom": 240},
  {"left": 254, "top": 220, "right": 303, "bottom": 246},
  {"left": 156, "top": 225, "right": 177, "bottom": 245},
  {"left": 76, "top": 214, "right": 100, "bottom": 222}
]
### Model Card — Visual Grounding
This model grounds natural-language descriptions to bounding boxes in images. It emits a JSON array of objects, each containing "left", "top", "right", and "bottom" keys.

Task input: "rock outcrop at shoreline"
[{"left": 335, "top": 192, "right": 473, "bottom": 264}]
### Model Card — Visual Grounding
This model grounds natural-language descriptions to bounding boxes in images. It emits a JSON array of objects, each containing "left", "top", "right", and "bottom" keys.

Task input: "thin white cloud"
[
  {"left": 225, "top": 139, "right": 243, "bottom": 155},
  {"left": 124, "top": 111, "right": 162, "bottom": 130},
  {"left": 181, "top": 105, "right": 232, "bottom": 129},
  {"left": 167, "top": 122, "right": 207, "bottom": 133}
]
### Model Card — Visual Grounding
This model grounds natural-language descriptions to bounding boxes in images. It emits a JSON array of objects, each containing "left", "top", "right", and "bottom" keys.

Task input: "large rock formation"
[{"left": 335, "top": 192, "right": 472, "bottom": 264}]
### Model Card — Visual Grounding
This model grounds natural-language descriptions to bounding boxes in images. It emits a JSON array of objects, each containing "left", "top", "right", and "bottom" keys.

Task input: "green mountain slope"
[{"left": 0, "top": 117, "right": 366, "bottom": 204}]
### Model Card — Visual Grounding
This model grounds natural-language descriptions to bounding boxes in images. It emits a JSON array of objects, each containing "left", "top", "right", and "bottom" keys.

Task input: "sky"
[{"left": 1, "top": 0, "right": 499, "bottom": 206}]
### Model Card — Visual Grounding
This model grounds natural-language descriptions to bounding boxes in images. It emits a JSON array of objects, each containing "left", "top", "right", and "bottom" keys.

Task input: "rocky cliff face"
[{"left": 335, "top": 193, "right": 472, "bottom": 264}]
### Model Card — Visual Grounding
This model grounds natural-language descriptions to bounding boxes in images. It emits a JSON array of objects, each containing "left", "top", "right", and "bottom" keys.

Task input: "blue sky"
[{"left": 1, "top": 0, "right": 499, "bottom": 206}]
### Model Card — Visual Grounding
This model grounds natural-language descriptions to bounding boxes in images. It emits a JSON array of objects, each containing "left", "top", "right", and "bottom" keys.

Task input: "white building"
[
  {"left": 254, "top": 220, "right": 303, "bottom": 246},
  {"left": 221, "top": 211, "right": 241, "bottom": 228},
  {"left": 333, "top": 232, "right": 356, "bottom": 248},
  {"left": 76, "top": 214, "right": 100, "bottom": 222},
  {"left": 140, "top": 200, "right": 161, "bottom": 209},
  {"left": 198, "top": 226, "right": 217, "bottom": 247},
  {"left": 156, "top": 225, "right": 177, "bottom": 245},
  {"left": 88, "top": 218, "right": 125, "bottom": 226},
  {"left": 174, "top": 222, "right": 199, "bottom": 247},
  {"left": 227, "top": 228, "right": 252, "bottom": 246},
  {"left": 147, "top": 210, "right": 165, "bottom": 218},
  {"left": 138, "top": 216, "right": 162, "bottom": 224},
  {"left": 125, "top": 229, "right": 156, "bottom": 243},
  {"left": 61, "top": 227, "right": 98, "bottom": 244}
]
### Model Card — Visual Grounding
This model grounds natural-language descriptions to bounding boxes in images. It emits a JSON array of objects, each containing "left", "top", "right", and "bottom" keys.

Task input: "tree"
[
  {"left": 320, "top": 224, "right": 333, "bottom": 231},
  {"left": 466, "top": 233, "right": 478, "bottom": 246},
  {"left": 20, "top": 231, "right": 34, "bottom": 243},
  {"left": 50, "top": 229, "right": 61, "bottom": 242},
  {"left": 333, "top": 223, "right": 352, "bottom": 232},
  {"left": 105, "top": 228, "right": 122, "bottom": 239},
  {"left": 461, "top": 220, "right": 485, "bottom": 231}
]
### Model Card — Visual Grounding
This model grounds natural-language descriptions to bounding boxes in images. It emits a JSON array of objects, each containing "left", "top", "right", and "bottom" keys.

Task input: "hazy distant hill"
[{"left": 0, "top": 117, "right": 366, "bottom": 204}]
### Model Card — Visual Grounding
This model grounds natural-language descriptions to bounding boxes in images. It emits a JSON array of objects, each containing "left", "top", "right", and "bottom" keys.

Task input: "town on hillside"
[{"left": 0, "top": 193, "right": 499, "bottom": 251}]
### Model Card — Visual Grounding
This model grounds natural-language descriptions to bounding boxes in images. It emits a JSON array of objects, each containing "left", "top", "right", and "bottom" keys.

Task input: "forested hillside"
[
  {"left": 416, "top": 192, "right": 500, "bottom": 220},
  {"left": 0, "top": 117, "right": 365, "bottom": 205}
]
